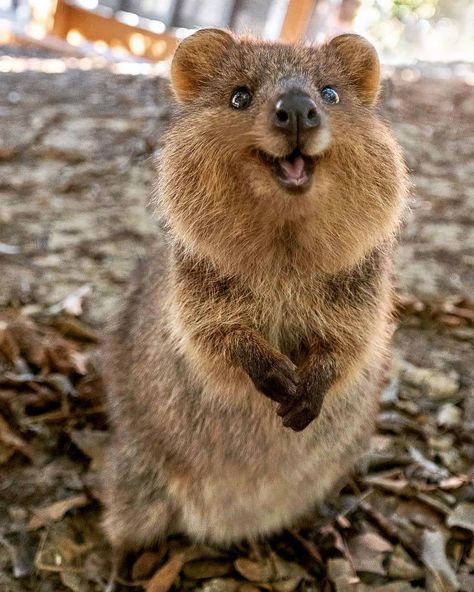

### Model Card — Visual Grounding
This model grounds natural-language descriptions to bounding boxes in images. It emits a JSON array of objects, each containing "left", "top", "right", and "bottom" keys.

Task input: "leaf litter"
[{"left": 3, "top": 302, "right": 471, "bottom": 591}]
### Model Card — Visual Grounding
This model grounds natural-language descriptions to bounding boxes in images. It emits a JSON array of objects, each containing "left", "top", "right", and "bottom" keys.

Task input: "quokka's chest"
[{"left": 250, "top": 282, "right": 333, "bottom": 352}]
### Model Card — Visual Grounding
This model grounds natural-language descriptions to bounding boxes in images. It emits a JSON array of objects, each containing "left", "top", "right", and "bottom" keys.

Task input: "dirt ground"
[{"left": 0, "top": 49, "right": 473, "bottom": 592}]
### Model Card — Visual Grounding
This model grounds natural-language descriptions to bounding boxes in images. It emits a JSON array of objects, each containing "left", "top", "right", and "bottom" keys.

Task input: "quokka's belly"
[{"left": 171, "top": 373, "right": 379, "bottom": 544}]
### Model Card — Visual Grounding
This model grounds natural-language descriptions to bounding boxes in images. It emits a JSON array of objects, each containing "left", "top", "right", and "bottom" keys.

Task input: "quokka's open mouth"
[{"left": 258, "top": 148, "right": 317, "bottom": 191}]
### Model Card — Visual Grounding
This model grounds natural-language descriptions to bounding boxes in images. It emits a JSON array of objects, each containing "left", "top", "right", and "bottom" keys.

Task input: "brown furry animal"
[{"left": 102, "top": 29, "right": 407, "bottom": 559}]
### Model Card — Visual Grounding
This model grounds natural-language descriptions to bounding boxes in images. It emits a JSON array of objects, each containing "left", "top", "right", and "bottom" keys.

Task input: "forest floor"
[{"left": 0, "top": 48, "right": 473, "bottom": 592}]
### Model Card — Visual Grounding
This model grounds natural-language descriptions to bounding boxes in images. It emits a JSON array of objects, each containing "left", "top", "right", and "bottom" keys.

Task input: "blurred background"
[
  {"left": 0, "top": 2, "right": 473, "bottom": 592},
  {"left": 0, "top": 0, "right": 473, "bottom": 67}
]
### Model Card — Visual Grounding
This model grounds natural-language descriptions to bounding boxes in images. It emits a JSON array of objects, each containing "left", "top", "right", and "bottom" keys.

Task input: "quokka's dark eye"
[
  {"left": 321, "top": 86, "right": 339, "bottom": 105},
  {"left": 230, "top": 87, "right": 252, "bottom": 110}
]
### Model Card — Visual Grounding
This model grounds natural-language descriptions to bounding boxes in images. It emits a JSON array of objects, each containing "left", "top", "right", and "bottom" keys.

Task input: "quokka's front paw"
[
  {"left": 250, "top": 354, "right": 299, "bottom": 405},
  {"left": 277, "top": 378, "right": 326, "bottom": 432}
]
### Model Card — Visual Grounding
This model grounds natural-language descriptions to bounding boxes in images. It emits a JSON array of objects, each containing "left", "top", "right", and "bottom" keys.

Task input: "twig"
[
  {"left": 21, "top": 405, "right": 105, "bottom": 424},
  {"left": 288, "top": 529, "right": 323, "bottom": 564}
]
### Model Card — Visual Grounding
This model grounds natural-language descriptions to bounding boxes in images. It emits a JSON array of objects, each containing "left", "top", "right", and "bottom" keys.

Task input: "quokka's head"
[
  {"left": 159, "top": 30, "right": 407, "bottom": 272},
  {"left": 168, "top": 29, "right": 395, "bottom": 192}
]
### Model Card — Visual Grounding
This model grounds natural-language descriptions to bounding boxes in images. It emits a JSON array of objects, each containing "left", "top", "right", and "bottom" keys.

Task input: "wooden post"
[
  {"left": 280, "top": 0, "right": 316, "bottom": 42},
  {"left": 48, "top": 0, "right": 178, "bottom": 61},
  {"left": 28, "top": 0, "right": 58, "bottom": 38}
]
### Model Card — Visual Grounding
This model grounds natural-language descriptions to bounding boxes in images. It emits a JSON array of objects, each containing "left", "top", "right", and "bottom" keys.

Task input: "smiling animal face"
[{"left": 158, "top": 30, "right": 406, "bottom": 275}]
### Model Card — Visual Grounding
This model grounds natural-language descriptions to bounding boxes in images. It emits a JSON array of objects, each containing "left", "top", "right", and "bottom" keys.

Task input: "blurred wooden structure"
[
  {"left": 51, "top": 1, "right": 178, "bottom": 60},
  {"left": 2, "top": 0, "right": 360, "bottom": 62}
]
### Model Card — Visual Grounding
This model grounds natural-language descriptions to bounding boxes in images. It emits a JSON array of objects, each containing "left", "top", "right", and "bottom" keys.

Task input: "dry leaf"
[
  {"left": 447, "top": 503, "right": 474, "bottom": 533},
  {"left": 69, "top": 429, "right": 108, "bottom": 470},
  {"left": 0, "top": 320, "right": 20, "bottom": 363},
  {"left": 183, "top": 559, "right": 233, "bottom": 579},
  {"left": 388, "top": 545, "right": 424, "bottom": 580},
  {"left": 200, "top": 579, "right": 241, "bottom": 592},
  {"left": 0, "top": 413, "right": 40, "bottom": 463},
  {"left": 409, "top": 447, "right": 450, "bottom": 481},
  {"left": 347, "top": 532, "right": 392, "bottom": 575},
  {"left": 270, "top": 552, "right": 309, "bottom": 581},
  {"left": 132, "top": 548, "right": 167, "bottom": 580},
  {"left": 422, "top": 529, "right": 460, "bottom": 592},
  {"left": 60, "top": 571, "right": 87, "bottom": 592},
  {"left": 146, "top": 552, "right": 185, "bottom": 592},
  {"left": 327, "top": 558, "right": 359, "bottom": 592},
  {"left": 29, "top": 494, "right": 90, "bottom": 529},
  {"left": 234, "top": 557, "right": 273, "bottom": 583}
]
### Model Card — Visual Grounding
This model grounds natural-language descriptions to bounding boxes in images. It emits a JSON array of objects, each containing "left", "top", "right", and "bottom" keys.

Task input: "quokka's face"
[{"left": 170, "top": 29, "right": 383, "bottom": 197}]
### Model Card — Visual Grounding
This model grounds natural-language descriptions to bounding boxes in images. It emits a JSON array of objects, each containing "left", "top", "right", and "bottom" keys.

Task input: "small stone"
[{"left": 7, "top": 91, "right": 21, "bottom": 104}]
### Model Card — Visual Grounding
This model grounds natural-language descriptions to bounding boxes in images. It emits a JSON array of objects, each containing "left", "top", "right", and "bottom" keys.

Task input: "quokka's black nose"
[{"left": 273, "top": 92, "right": 320, "bottom": 134}]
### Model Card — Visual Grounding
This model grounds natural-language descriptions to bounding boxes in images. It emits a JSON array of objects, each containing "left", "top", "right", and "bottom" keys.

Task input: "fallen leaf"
[
  {"left": 422, "top": 529, "right": 460, "bottom": 592},
  {"left": 200, "top": 579, "right": 241, "bottom": 592},
  {"left": 0, "top": 413, "right": 41, "bottom": 464},
  {"left": 0, "top": 320, "right": 20, "bottom": 363},
  {"left": 437, "top": 404, "right": 463, "bottom": 428},
  {"left": 438, "top": 476, "right": 467, "bottom": 490},
  {"left": 146, "top": 552, "right": 185, "bottom": 592},
  {"left": 359, "top": 583, "right": 420, "bottom": 591},
  {"left": 0, "top": 533, "right": 34, "bottom": 578},
  {"left": 183, "top": 559, "right": 233, "bottom": 579},
  {"left": 51, "top": 315, "right": 99, "bottom": 343},
  {"left": 238, "top": 584, "right": 260, "bottom": 592},
  {"left": 234, "top": 557, "right": 273, "bottom": 583},
  {"left": 267, "top": 553, "right": 310, "bottom": 591},
  {"left": 0, "top": 441, "right": 15, "bottom": 464},
  {"left": 327, "top": 558, "right": 359, "bottom": 592},
  {"left": 272, "top": 577, "right": 304, "bottom": 591},
  {"left": 447, "top": 503, "right": 474, "bottom": 533},
  {"left": 409, "top": 447, "right": 450, "bottom": 481},
  {"left": 347, "top": 532, "right": 392, "bottom": 575},
  {"left": 132, "top": 549, "right": 167, "bottom": 581},
  {"left": 395, "top": 360, "right": 460, "bottom": 399},
  {"left": 69, "top": 429, "right": 108, "bottom": 470},
  {"left": 48, "top": 285, "right": 91, "bottom": 316},
  {"left": 29, "top": 494, "right": 90, "bottom": 529},
  {"left": 388, "top": 544, "right": 424, "bottom": 580},
  {"left": 458, "top": 571, "right": 474, "bottom": 592},
  {"left": 60, "top": 571, "right": 87, "bottom": 592},
  {"left": 364, "top": 472, "right": 410, "bottom": 494}
]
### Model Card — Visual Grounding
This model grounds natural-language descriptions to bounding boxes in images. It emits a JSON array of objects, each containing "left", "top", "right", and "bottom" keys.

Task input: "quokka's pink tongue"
[{"left": 280, "top": 155, "right": 305, "bottom": 180}]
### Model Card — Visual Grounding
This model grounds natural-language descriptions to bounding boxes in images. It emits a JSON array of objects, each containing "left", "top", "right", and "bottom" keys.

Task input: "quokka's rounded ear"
[
  {"left": 171, "top": 28, "right": 236, "bottom": 103},
  {"left": 327, "top": 34, "right": 380, "bottom": 106}
]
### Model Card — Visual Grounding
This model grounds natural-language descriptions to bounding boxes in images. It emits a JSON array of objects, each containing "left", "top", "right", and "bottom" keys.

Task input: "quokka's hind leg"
[
  {"left": 103, "top": 496, "right": 173, "bottom": 591},
  {"left": 102, "top": 459, "right": 174, "bottom": 590}
]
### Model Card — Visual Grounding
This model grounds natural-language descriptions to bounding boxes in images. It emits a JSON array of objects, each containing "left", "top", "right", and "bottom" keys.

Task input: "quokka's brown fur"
[{"left": 102, "top": 29, "right": 408, "bottom": 554}]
